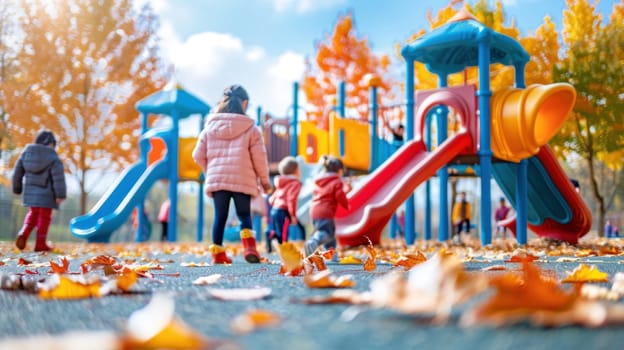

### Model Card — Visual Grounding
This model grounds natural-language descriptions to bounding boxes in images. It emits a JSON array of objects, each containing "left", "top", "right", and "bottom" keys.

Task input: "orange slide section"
[{"left": 335, "top": 131, "right": 473, "bottom": 247}]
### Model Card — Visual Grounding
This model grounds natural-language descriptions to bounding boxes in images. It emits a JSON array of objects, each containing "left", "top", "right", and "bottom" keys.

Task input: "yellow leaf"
[
  {"left": 339, "top": 255, "right": 362, "bottom": 264},
  {"left": 562, "top": 264, "right": 609, "bottom": 283},
  {"left": 276, "top": 241, "right": 304, "bottom": 276},
  {"left": 39, "top": 274, "right": 101, "bottom": 299},
  {"left": 303, "top": 270, "right": 355, "bottom": 289},
  {"left": 116, "top": 270, "right": 139, "bottom": 292}
]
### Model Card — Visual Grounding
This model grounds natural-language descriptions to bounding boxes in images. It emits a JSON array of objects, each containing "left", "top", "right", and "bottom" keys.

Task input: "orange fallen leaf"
[
  {"left": 17, "top": 258, "right": 32, "bottom": 266},
  {"left": 116, "top": 270, "right": 139, "bottom": 292},
  {"left": 231, "top": 309, "right": 281, "bottom": 334},
  {"left": 481, "top": 265, "right": 507, "bottom": 271},
  {"left": 122, "top": 294, "right": 210, "bottom": 349},
  {"left": 561, "top": 264, "right": 609, "bottom": 283},
  {"left": 49, "top": 257, "right": 70, "bottom": 274},
  {"left": 303, "top": 270, "right": 355, "bottom": 289},
  {"left": 305, "top": 253, "right": 328, "bottom": 273},
  {"left": 39, "top": 274, "right": 101, "bottom": 299},
  {"left": 505, "top": 250, "right": 538, "bottom": 263},
  {"left": 363, "top": 237, "right": 376, "bottom": 272},
  {"left": 392, "top": 251, "right": 427, "bottom": 270}
]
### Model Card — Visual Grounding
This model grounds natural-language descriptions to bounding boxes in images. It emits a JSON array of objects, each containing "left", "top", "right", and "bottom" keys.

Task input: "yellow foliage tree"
[
  {"left": 551, "top": 0, "right": 624, "bottom": 234},
  {"left": 301, "top": 12, "right": 395, "bottom": 130},
  {"left": 3, "top": 0, "right": 168, "bottom": 213}
]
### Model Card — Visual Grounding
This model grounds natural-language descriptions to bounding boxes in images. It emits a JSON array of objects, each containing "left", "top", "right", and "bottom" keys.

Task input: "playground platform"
[{"left": 0, "top": 238, "right": 623, "bottom": 349}]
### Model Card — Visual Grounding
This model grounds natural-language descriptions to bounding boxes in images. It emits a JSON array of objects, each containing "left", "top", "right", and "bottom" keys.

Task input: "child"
[
  {"left": 494, "top": 197, "right": 510, "bottom": 239},
  {"left": 12, "top": 130, "right": 66, "bottom": 252},
  {"left": 158, "top": 199, "right": 171, "bottom": 242},
  {"left": 304, "top": 155, "right": 352, "bottom": 257},
  {"left": 451, "top": 191, "right": 472, "bottom": 243},
  {"left": 267, "top": 156, "right": 303, "bottom": 252},
  {"left": 192, "top": 84, "right": 272, "bottom": 264}
]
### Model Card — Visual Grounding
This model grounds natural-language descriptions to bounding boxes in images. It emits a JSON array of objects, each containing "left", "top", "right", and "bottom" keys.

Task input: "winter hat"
[{"left": 35, "top": 130, "right": 56, "bottom": 147}]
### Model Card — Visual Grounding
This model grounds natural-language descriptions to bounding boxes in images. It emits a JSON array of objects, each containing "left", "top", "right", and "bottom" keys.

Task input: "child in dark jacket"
[
  {"left": 304, "top": 155, "right": 351, "bottom": 257},
  {"left": 12, "top": 131, "right": 66, "bottom": 252},
  {"left": 267, "top": 156, "right": 303, "bottom": 252}
]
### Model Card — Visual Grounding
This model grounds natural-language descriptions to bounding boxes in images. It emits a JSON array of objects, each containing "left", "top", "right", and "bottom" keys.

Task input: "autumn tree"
[
  {"left": 551, "top": 0, "right": 624, "bottom": 235},
  {"left": 301, "top": 12, "right": 394, "bottom": 130},
  {"left": 4, "top": 0, "right": 168, "bottom": 213}
]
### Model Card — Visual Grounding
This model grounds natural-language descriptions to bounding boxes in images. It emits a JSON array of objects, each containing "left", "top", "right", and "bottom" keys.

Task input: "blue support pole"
[
  {"left": 135, "top": 112, "right": 150, "bottom": 242},
  {"left": 256, "top": 106, "right": 262, "bottom": 126},
  {"left": 404, "top": 60, "right": 416, "bottom": 244},
  {"left": 437, "top": 77, "right": 450, "bottom": 242},
  {"left": 254, "top": 105, "right": 263, "bottom": 241},
  {"left": 369, "top": 85, "right": 379, "bottom": 172},
  {"left": 514, "top": 63, "right": 528, "bottom": 245},
  {"left": 197, "top": 113, "right": 207, "bottom": 242},
  {"left": 424, "top": 110, "right": 433, "bottom": 240},
  {"left": 338, "top": 81, "right": 346, "bottom": 157},
  {"left": 168, "top": 109, "right": 180, "bottom": 242},
  {"left": 291, "top": 82, "right": 299, "bottom": 157},
  {"left": 477, "top": 36, "right": 493, "bottom": 246},
  {"left": 516, "top": 159, "right": 528, "bottom": 245}
]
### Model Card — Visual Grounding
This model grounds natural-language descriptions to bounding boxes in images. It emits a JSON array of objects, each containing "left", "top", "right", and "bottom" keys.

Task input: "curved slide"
[
  {"left": 69, "top": 159, "right": 168, "bottom": 242},
  {"left": 335, "top": 131, "right": 473, "bottom": 247},
  {"left": 492, "top": 146, "right": 591, "bottom": 244}
]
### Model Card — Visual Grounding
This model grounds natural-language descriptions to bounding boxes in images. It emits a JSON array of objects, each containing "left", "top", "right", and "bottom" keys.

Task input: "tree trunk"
[{"left": 587, "top": 153, "right": 605, "bottom": 237}]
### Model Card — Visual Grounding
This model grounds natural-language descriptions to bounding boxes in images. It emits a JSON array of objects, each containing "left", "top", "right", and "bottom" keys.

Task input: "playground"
[{"left": 2, "top": 9, "right": 623, "bottom": 350}]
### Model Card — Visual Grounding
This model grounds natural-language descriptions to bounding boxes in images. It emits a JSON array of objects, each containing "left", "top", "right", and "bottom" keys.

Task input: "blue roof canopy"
[
  {"left": 136, "top": 86, "right": 211, "bottom": 118},
  {"left": 401, "top": 18, "right": 529, "bottom": 76}
]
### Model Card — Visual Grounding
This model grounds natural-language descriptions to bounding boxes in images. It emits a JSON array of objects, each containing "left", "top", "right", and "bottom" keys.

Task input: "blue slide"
[{"left": 69, "top": 159, "right": 168, "bottom": 242}]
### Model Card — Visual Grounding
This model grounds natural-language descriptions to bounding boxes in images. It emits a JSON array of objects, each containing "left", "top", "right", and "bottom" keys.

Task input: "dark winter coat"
[{"left": 12, "top": 144, "right": 66, "bottom": 209}]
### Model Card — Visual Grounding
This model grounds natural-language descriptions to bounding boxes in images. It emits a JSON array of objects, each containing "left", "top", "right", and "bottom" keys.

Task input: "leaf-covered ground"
[{"left": 0, "top": 236, "right": 623, "bottom": 350}]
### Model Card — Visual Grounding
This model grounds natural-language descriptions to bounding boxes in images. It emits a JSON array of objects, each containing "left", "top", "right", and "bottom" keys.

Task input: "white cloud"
[
  {"left": 269, "top": 51, "right": 305, "bottom": 81},
  {"left": 272, "top": 0, "right": 346, "bottom": 14},
  {"left": 246, "top": 46, "right": 266, "bottom": 62}
]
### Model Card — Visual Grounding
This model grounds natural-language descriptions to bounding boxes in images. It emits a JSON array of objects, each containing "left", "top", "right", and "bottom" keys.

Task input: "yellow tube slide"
[{"left": 490, "top": 83, "right": 576, "bottom": 162}]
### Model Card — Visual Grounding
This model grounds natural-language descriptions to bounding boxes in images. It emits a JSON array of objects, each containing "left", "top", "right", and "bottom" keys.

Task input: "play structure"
[
  {"left": 334, "top": 11, "right": 591, "bottom": 247},
  {"left": 70, "top": 85, "right": 210, "bottom": 242}
]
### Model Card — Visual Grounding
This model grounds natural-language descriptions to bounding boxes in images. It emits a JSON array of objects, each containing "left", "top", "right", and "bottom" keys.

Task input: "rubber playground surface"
[{"left": 0, "top": 237, "right": 623, "bottom": 350}]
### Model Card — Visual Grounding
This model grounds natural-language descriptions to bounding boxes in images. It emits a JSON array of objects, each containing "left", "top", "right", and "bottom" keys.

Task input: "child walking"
[
  {"left": 12, "top": 130, "right": 66, "bottom": 252},
  {"left": 192, "top": 84, "right": 271, "bottom": 264},
  {"left": 158, "top": 198, "right": 171, "bottom": 242},
  {"left": 267, "top": 156, "right": 303, "bottom": 252},
  {"left": 304, "top": 155, "right": 351, "bottom": 257}
]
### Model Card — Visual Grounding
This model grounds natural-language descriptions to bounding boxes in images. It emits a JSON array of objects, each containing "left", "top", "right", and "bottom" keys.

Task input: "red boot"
[
  {"left": 15, "top": 225, "right": 35, "bottom": 250},
  {"left": 34, "top": 208, "right": 53, "bottom": 252},
  {"left": 34, "top": 239, "right": 52, "bottom": 252},
  {"left": 209, "top": 244, "right": 232, "bottom": 264},
  {"left": 240, "top": 228, "right": 260, "bottom": 263}
]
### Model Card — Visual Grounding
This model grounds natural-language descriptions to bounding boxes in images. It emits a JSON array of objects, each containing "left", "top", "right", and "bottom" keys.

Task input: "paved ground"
[{"left": 0, "top": 239, "right": 623, "bottom": 350}]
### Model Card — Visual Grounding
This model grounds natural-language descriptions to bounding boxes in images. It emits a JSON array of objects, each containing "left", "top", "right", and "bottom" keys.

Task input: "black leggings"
[{"left": 212, "top": 190, "right": 252, "bottom": 245}]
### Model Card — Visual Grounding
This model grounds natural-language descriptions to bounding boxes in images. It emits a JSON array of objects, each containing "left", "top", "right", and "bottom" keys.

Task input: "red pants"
[{"left": 21, "top": 207, "right": 53, "bottom": 239}]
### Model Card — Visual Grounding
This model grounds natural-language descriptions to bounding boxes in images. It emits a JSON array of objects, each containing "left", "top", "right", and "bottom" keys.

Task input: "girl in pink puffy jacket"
[{"left": 192, "top": 85, "right": 272, "bottom": 264}]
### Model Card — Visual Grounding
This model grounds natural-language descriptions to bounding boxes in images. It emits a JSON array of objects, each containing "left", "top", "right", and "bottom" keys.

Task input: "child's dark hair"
[
  {"left": 35, "top": 130, "right": 56, "bottom": 147},
  {"left": 321, "top": 155, "right": 344, "bottom": 174},
  {"left": 215, "top": 84, "right": 249, "bottom": 114},
  {"left": 278, "top": 156, "right": 299, "bottom": 175}
]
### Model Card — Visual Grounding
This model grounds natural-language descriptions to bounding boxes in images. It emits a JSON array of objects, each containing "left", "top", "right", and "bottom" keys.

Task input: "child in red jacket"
[
  {"left": 267, "top": 156, "right": 302, "bottom": 252},
  {"left": 304, "top": 155, "right": 351, "bottom": 256}
]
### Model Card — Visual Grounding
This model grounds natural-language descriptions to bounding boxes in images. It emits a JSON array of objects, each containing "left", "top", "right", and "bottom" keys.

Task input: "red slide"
[{"left": 335, "top": 131, "right": 473, "bottom": 247}]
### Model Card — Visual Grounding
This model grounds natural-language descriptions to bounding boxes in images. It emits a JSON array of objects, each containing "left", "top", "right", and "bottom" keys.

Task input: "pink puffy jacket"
[{"left": 192, "top": 113, "right": 271, "bottom": 197}]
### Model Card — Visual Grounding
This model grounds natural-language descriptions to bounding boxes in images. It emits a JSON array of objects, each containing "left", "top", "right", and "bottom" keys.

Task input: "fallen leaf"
[
  {"left": 17, "top": 258, "right": 32, "bottom": 266},
  {"left": 49, "top": 256, "right": 70, "bottom": 274},
  {"left": 363, "top": 238, "right": 376, "bottom": 272},
  {"left": 275, "top": 242, "right": 303, "bottom": 276},
  {"left": 481, "top": 265, "right": 506, "bottom": 271},
  {"left": 208, "top": 287, "right": 272, "bottom": 301},
  {"left": 122, "top": 294, "right": 210, "bottom": 349},
  {"left": 392, "top": 251, "right": 427, "bottom": 270},
  {"left": 562, "top": 264, "right": 609, "bottom": 283},
  {"left": 505, "top": 250, "right": 538, "bottom": 263},
  {"left": 231, "top": 309, "right": 281, "bottom": 334},
  {"left": 116, "top": 270, "right": 139, "bottom": 292},
  {"left": 298, "top": 289, "right": 372, "bottom": 305},
  {"left": 304, "top": 253, "right": 328, "bottom": 274},
  {"left": 303, "top": 270, "right": 355, "bottom": 289},
  {"left": 339, "top": 255, "right": 362, "bottom": 264},
  {"left": 370, "top": 252, "right": 487, "bottom": 322},
  {"left": 39, "top": 274, "right": 101, "bottom": 299},
  {"left": 180, "top": 262, "right": 210, "bottom": 267},
  {"left": 192, "top": 274, "right": 222, "bottom": 285}
]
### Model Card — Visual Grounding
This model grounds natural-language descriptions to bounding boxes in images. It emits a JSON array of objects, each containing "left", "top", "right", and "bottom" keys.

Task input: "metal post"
[{"left": 478, "top": 36, "right": 493, "bottom": 245}]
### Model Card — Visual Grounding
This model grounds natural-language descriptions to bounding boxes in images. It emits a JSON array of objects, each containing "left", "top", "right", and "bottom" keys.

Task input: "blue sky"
[{"left": 143, "top": 0, "right": 618, "bottom": 123}]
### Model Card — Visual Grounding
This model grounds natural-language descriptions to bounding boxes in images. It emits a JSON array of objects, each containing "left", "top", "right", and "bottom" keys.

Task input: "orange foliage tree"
[
  {"left": 551, "top": 0, "right": 624, "bottom": 234},
  {"left": 2, "top": 0, "right": 168, "bottom": 213},
  {"left": 301, "top": 12, "right": 395, "bottom": 130}
]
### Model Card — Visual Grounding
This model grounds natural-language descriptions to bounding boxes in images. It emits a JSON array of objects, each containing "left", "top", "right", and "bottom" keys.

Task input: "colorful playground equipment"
[
  {"left": 70, "top": 85, "right": 210, "bottom": 242},
  {"left": 334, "top": 11, "right": 591, "bottom": 247}
]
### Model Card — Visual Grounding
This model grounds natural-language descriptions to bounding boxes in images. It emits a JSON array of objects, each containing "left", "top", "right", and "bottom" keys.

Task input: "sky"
[{"left": 140, "top": 0, "right": 618, "bottom": 129}]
